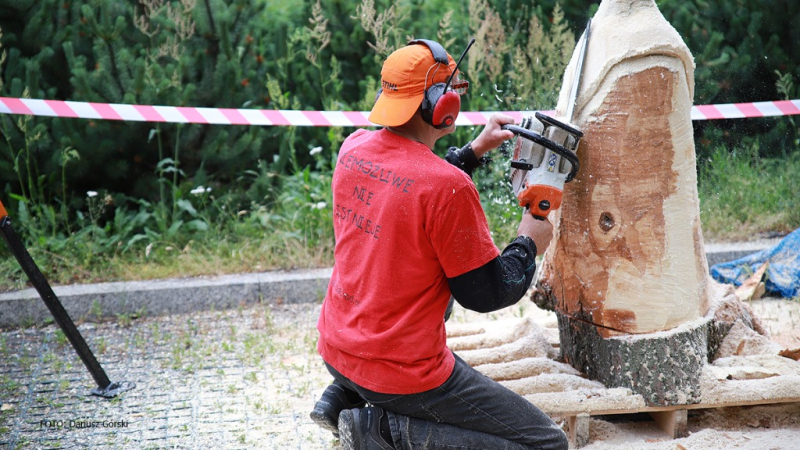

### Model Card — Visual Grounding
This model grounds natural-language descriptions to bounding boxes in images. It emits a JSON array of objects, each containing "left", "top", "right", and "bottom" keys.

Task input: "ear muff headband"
[
  {"left": 407, "top": 39, "right": 461, "bottom": 129},
  {"left": 407, "top": 39, "right": 449, "bottom": 66}
]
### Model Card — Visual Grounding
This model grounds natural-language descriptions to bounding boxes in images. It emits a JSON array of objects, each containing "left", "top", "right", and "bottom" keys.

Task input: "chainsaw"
[{"left": 502, "top": 19, "right": 591, "bottom": 220}]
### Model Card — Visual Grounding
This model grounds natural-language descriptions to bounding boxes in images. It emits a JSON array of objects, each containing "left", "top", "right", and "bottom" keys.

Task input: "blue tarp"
[{"left": 710, "top": 228, "right": 800, "bottom": 298}]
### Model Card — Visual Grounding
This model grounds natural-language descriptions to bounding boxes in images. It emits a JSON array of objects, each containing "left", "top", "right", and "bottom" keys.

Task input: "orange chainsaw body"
[{"left": 517, "top": 184, "right": 563, "bottom": 219}]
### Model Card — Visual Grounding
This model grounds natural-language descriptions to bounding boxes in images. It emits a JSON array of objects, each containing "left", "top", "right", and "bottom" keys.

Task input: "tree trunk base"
[
  {"left": 556, "top": 284, "right": 762, "bottom": 407},
  {"left": 558, "top": 311, "right": 711, "bottom": 407}
]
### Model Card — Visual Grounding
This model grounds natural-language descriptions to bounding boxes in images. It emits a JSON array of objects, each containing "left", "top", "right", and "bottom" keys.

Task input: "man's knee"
[
  {"left": 533, "top": 426, "right": 568, "bottom": 450},
  {"left": 547, "top": 428, "right": 569, "bottom": 450}
]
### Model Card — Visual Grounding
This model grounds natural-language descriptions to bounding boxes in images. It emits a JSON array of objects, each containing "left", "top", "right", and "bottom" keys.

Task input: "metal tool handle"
[
  {"left": 501, "top": 124, "right": 580, "bottom": 182},
  {"left": 0, "top": 199, "right": 135, "bottom": 398}
]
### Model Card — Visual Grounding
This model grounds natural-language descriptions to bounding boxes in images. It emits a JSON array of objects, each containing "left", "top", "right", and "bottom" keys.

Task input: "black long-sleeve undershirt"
[
  {"left": 447, "top": 236, "right": 537, "bottom": 313},
  {"left": 444, "top": 143, "right": 539, "bottom": 313},
  {"left": 444, "top": 142, "right": 486, "bottom": 179}
]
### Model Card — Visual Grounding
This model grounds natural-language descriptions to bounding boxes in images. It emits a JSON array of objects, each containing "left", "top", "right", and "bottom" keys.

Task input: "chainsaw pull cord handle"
[{"left": 500, "top": 123, "right": 580, "bottom": 182}]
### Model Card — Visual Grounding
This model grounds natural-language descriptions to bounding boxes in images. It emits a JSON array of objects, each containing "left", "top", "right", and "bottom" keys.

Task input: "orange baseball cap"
[{"left": 369, "top": 43, "right": 457, "bottom": 127}]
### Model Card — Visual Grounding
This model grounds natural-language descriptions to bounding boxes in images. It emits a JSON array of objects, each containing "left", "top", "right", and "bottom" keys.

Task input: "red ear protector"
[{"left": 408, "top": 39, "right": 459, "bottom": 129}]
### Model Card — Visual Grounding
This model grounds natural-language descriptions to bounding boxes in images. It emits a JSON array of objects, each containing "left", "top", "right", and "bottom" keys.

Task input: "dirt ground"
[{"left": 2, "top": 292, "right": 798, "bottom": 449}]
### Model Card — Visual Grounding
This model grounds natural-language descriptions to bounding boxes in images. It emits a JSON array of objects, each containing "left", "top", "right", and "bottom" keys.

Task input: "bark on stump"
[{"left": 557, "top": 312, "right": 708, "bottom": 406}]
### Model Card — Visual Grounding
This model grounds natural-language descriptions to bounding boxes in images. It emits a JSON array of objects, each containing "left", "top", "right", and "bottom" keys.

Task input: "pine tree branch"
[
  {"left": 104, "top": 40, "right": 126, "bottom": 98},
  {"left": 203, "top": 0, "right": 217, "bottom": 37}
]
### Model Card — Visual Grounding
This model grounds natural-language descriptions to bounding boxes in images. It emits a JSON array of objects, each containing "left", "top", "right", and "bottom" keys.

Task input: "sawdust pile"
[
  {"left": 712, "top": 320, "right": 782, "bottom": 361},
  {"left": 445, "top": 294, "right": 800, "bottom": 449}
]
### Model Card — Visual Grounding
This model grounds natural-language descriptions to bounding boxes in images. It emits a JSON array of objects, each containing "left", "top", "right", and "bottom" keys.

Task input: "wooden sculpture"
[{"left": 533, "top": 0, "right": 715, "bottom": 406}]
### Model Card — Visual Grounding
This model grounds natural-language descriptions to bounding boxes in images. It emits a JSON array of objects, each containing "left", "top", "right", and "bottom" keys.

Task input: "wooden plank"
[
  {"left": 558, "top": 399, "right": 800, "bottom": 444},
  {"left": 567, "top": 413, "right": 590, "bottom": 448},
  {"left": 552, "top": 396, "right": 800, "bottom": 417},
  {"left": 649, "top": 409, "right": 688, "bottom": 438},
  {"left": 539, "top": 395, "right": 800, "bottom": 417},
  {"left": 567, "top": 415, "right": 576, "bottom": 444}
]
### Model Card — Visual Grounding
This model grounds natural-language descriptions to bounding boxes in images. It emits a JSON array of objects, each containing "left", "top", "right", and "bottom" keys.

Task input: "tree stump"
[{"left": 534, "top": 0, "right": 718, "bottom": 406}]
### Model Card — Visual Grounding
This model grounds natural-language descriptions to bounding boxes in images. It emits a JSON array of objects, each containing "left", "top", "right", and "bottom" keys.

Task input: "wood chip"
[
  {"left": 779, "top": 348, "right": 800, "bottom": 361},
  {"left": 734, "top": 262, "right": 768, "bottom": 301}
]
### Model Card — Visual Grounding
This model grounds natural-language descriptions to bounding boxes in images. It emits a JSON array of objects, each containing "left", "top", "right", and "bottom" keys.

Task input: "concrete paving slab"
[
  {"left": 704, "top": 238, "right": 783, "bottom": 268},
  {"left": 0, "top": 268, "right": 331, "bottom": 329}
]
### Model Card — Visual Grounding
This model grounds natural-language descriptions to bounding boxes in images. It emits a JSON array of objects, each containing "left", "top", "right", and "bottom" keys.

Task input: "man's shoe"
[
  {"left": 338, "top": 407, "right": 394, "bottom": 450},
  {"left": 310, "top": 383, "right": 366, "bottom": 437}
]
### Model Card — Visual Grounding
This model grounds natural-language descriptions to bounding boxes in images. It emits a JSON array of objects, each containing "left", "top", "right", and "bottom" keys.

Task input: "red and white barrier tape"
[
  {"left": 1, "top": 97, "right": 799, "bottom": 126},
  {"left": 692, "top": 100, "right": 800, "bottom": 121}
]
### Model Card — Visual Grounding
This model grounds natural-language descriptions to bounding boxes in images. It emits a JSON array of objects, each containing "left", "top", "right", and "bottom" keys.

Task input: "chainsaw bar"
[
  {"left": 565, "top": 18, "right": 591, "bottom": 123},
  {"left": 504, "top": 19, "right": 591, "bottom": 219}
]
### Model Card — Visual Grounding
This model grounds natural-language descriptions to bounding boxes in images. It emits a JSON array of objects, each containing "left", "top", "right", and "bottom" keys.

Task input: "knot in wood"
[{"left": 599, "top": 212, "right": 615, "bottom": 232}]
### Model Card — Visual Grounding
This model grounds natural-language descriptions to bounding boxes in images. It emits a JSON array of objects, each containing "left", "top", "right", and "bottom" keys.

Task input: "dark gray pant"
[{"left": 325, "top": 354, "right": 568, "bottom": 450}]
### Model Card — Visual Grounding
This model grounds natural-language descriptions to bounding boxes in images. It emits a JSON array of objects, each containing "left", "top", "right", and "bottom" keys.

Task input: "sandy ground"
[
  {"left": 446, "top": 295, "right": 800, "bottom": 449},
  {"left": 2, "top": 289, "right": 797, "bottom": 449}
]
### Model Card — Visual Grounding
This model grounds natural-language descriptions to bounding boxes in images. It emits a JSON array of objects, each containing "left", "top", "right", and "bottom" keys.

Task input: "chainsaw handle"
[
  {"left": 534, "top": 111, "right": 584, "bottom": 138},
  {"left": 501, "top": 124, "right": 580, "bottom": 182}
]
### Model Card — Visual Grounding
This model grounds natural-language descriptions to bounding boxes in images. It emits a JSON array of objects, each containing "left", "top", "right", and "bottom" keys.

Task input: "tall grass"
[
  {"left": 698, "top": 143, "right": 800, "bottom": 241},
  {"left": 2, "top": 126, "right": 799, "bottom": 291},
  {"left": 0, "top": 172, "right": 335, "bottom": 292},
  {"left": 0, "top": 116, "right": 336, "bottom": 291}
]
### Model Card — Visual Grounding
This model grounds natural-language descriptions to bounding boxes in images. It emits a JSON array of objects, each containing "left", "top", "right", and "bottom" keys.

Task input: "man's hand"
[
  {"left": 471, "top": 113, "right": 516, "bottom": 158},
  {"left": 517, "top": 212, "right": 554, "bottom": 256}
]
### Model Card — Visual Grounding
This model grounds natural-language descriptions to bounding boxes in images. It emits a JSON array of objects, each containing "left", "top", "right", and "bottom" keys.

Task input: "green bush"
[
  {"left": 0, "top": 0, "right": 576, "bottom": 287},
  {"left": 0, "top": 0, "right": 797, "bottom": 289},
  {"left": 554, "top": 0, "right": 800, "bottom": 160}
]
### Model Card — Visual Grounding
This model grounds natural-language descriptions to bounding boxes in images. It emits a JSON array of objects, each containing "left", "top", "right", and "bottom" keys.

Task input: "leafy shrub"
[{"left": 0, "top": 0, "right": 796, "bottom": 288}]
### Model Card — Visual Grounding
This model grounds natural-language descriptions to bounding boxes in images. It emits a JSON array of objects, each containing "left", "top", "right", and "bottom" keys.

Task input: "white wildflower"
[
  {"left": 87, "top": 191, "right": 98, "bottom": 198},
  {"left": 313, "top": 202, "right": 327, "bottom": 209},
  {"left": 310, "top": 146, "right": 323, "bottom": 155},
  {"left": 190, "top": 186, "right": 210, "bottom": 195}
]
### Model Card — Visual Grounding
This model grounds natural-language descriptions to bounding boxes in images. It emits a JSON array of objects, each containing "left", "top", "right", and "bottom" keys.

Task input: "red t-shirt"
[{"left": 317, "top": 129, "right": 500, "bottom": 394}]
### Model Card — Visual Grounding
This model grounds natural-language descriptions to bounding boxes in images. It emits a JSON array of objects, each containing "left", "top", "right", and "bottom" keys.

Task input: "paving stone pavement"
[{"left": 0, "top": 300, "right": 340, "bottom": 449}]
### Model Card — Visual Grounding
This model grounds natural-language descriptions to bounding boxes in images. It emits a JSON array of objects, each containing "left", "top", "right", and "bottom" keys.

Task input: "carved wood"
[{"left": 534, "top": 0, "right": 716, "bottom": 406}]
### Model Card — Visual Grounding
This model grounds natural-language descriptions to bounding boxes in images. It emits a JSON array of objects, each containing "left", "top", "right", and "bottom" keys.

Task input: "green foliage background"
[
  {"left": 0, "top": 0, "right": 581, "bottom": 201},
  {"left": 0, "top": 0, "right": 797, "bottom": 288},
  {"left": 558, "top": 0, "right": 800, "bottom": 158}
]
